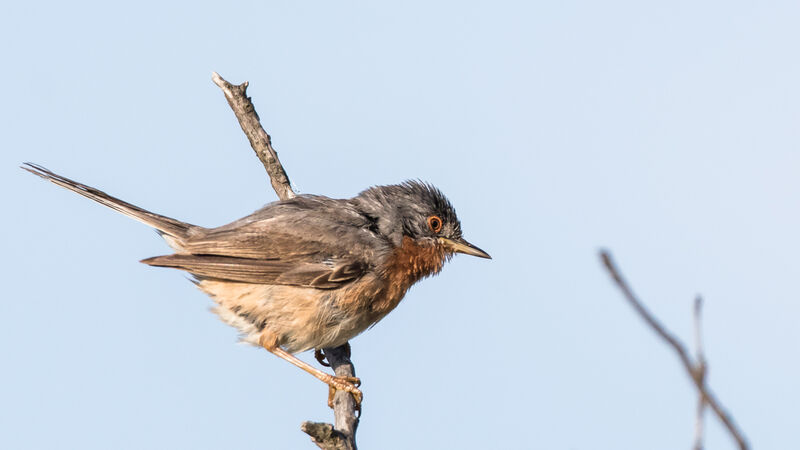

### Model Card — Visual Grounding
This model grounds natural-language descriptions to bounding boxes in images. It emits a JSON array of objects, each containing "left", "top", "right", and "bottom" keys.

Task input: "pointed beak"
[{"left": 438, "top": 237, "right": 492, "bottom": 259}]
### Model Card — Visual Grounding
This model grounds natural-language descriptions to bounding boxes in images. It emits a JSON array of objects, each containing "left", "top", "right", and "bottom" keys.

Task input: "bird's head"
[{"left": 355, "top": 181, "right": 490, "bottom": 259}]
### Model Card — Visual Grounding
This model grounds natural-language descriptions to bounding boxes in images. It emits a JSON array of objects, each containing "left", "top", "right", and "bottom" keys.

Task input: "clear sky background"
[{"left": 2, "top": 1, "right": 798, "bottom": 449}]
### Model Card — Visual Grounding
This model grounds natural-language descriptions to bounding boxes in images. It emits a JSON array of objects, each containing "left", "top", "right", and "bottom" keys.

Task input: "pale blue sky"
[{"left": 2, "top": 1, "right": 798, "bottom": 449}]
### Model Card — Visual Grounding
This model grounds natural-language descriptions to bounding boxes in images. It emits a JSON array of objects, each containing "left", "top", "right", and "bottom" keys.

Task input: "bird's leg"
[{"left": 259, "top": 333, "right": 362, "bottom": 408}]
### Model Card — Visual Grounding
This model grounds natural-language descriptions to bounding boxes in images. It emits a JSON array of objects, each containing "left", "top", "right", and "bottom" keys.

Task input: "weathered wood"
[{"left": 211, "top": 72, "right": 295, "bottom": 201}]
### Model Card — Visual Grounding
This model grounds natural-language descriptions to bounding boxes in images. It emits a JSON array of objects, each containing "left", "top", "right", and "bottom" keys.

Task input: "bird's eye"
[{"left": 427, "top": 215, "right": 443, "bottom": 233}]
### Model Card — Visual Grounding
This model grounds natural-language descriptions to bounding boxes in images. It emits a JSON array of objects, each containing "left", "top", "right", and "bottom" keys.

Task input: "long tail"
[{"left": 22, "top": 163, "right": 198, "bottom": 248}]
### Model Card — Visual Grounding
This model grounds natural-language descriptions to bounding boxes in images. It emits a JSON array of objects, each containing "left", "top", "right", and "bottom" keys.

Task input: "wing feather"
[
  {"left": 141, "top": 255, "right": 367, "bottom": 289},
  {"left": 140, "top": 196, "right": 384, "bottom": 288}
]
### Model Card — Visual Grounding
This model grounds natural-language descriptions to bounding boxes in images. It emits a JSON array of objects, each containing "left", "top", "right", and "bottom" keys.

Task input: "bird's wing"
[
  {"left": 141, "top": 196, "right": 381, "bottom": 288},
  {"left": 181, "top": 196, "right": 378, "bottom": 259},
  {"left": 140, "top": 254, "right": 367, "bottom": 288}
]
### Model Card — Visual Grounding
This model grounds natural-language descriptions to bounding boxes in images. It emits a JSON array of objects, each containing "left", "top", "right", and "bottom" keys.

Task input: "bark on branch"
[
  {"left": 211, "top": 72, "right": 296, "bottom": 201},
  {"left": 302, "top": 345, "right": 359, "bottom": 450},
  {"left": 212, "top": 72, "right": 358, "bottom": 449},
  {"left": 600, "top": 250, "right": 749, "bottom": 450}
]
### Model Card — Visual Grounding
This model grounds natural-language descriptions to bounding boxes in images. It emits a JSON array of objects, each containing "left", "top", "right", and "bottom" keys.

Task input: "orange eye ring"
[{"left": 427, "top": 215, "right": 443, "bottom": 233}]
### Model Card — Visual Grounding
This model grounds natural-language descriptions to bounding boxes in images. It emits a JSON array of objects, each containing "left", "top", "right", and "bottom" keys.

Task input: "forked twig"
[{"left": 600, "top": 250, "right": 748, "bottom": 450}]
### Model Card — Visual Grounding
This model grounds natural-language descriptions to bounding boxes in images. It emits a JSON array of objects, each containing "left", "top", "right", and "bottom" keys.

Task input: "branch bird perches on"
[{"left": 212, "top": 72, "right": 359, "bottom": 450}]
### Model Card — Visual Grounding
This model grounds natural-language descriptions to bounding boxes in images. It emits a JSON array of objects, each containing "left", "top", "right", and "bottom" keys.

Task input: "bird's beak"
[{"left": 438, "top": 237, "right": 491, "bottom": 259}]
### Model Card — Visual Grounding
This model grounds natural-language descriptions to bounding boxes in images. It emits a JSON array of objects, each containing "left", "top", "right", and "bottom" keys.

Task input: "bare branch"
[
  {"left": 302, "top": 345, "right": 359, "bottom": 450},
  {"left": 211, "top": 72, "right": 295, "bottom": 201},
  {"left": 693, "top": 297, "right": 708, "bottom": 450},
  {"left": 213, "top": 72, "right": 357, "bottom": 448},
  {"left": 599, "top": 250, "right": 749, "bottom": 450}
]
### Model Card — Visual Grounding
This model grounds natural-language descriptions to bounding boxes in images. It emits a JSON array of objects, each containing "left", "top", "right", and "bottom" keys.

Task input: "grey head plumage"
[{"left": 351, "top": 181, "right": 481, "bottom": 256}]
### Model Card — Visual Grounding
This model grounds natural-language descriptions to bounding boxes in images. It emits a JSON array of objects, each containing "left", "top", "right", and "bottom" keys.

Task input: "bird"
[{"left": 22, "top": 163, "right": 490, "bottom": 407}]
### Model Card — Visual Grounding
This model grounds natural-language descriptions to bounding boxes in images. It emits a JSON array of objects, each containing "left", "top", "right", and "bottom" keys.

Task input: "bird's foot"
[
  {"left": 314, "top": 349, "right": 330, "bottom": 367},
  {"left": 327, "top": 376, "right": 362, "bottom": 411},
  {"left": 314, "top": 343, "right": 352, "bottom": 367}
]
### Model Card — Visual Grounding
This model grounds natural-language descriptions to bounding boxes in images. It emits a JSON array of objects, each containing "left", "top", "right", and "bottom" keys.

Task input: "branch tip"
[{"left": 212, "top": 72, "right": 295, "bottom": 200}]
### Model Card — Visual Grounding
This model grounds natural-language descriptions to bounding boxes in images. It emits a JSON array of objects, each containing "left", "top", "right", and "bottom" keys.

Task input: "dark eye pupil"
[{"left": 430, "top": 217, "right": 441, "bottom": 231}]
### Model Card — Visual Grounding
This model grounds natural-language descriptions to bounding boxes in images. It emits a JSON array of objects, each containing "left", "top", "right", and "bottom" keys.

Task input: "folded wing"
[
  {"left": 141, "top": 254, "right": 367, "bottom": 288},
  {"left": 141, "top": 195, "right": 381, "bottom": 289}
]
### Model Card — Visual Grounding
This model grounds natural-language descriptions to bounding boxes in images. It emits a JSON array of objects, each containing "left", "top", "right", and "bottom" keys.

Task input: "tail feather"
[{"left": 23, "top": 163, "right": 198, "bottom": 247}]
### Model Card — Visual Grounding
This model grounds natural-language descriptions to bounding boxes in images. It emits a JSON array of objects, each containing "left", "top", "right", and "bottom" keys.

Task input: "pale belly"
[{"left": 197, "top": 274, "right": 403, "bottom": 354}]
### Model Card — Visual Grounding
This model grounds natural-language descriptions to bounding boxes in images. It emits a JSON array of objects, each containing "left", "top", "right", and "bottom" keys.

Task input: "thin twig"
[
  {"left": 599, "top": 250, "right": 749, "bottom": 450},
  {"left": 693, "top": 297, "right": 708, "bottom": 450},
  {"left": 211, "top": 72, "right": 296, "bottom": 201},
  {"left": 212, "top": 72, "right": 357, "bottom": 449}
]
